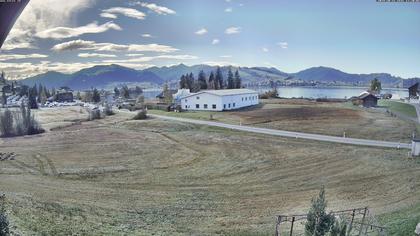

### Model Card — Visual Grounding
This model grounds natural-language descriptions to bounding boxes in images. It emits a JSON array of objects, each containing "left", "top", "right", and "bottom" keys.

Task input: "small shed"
[
  {"left": 409, "top": 83, "right": 419, "bottom": 98},
  {"left": 359, "top": 93, "right": 378, "bottom": 108}
]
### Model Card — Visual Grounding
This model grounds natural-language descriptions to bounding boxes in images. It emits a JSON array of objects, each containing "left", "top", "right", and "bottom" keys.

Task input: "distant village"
[{"left": 0, "top": 67, "right": 410, "bottom": 113}]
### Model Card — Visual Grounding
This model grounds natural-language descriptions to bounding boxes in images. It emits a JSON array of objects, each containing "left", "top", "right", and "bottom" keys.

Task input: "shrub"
[
  {"left": 15, "top": 103, "right": 44, "bottom": 136},
  {"left": 259, "top": 88, "right": 278, "bottom": 99},
  {"left": 0, "top": 195, "right": 9, "bottom": 236},
  {"left": 0, "top": 109, "right": 14, "bottom": 137},
  {"left": 133, "top": 110, "right": 147, "bottom": 120},
  {"left": 88, "top": 108, "right": 102, "bottom": 121},
  {"left": 103, "top": 103, "right": 115, "bottom": 116},
  {"left": 0, "top": 104, "right": 44, "bottom": 138}
]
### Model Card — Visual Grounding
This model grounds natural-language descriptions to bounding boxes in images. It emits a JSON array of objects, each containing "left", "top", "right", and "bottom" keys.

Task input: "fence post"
[
  {"left": 275, "top": 216, "right": 281, "bottom": 236},
  {"left": 359, "top": 207, "right": 368, "bottom": 236},
  {"left": 289, "top": 217, "right": 295, "bottom": 236},
  {"left": 347, "top": 209, "right": 355, "bottom": 235}
]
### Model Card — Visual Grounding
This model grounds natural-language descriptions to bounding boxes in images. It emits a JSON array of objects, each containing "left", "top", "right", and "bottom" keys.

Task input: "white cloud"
[
  {"left": 220, "top": 55, "right": 232, "bottom": 58},
  {"left": 78, "top": 53, "right": 117, "bottom": 58},
  {"left": 136, "top": 2, "right": 176, "bottom": 15},
  {"left": 225, "top": 27, "right": 241, "bottom": 34},
  {"left": 0, "top": 60, "right": 155, "bottom": 80},
  {"left": 212, "top": 39, "right": 220, "bottom": 45},
  {"left": 0, "top": 53, "right": 48, "bottom": 61},
  {"left": 35, "top": 21, "right": 121, "bottom": 39},
  {"left": 277, "top": 42, "right": 288, "bottom": 49},
  {"left": 141, "top": 34, "right": 153, "bottom": 38},
  {"left": 51, "top": 39, "right": 179, "bottom": 53},
  {"left": 195, "top": 28, "right": 208, "bottom": 35},
  {"left": 103, "top": 54, "right": 198, "bottom": 64},
  {"left": 1, "top": 42, "right": 36, "bottom": 51},
  {"left": 225, "top": 8, "right": 233, "bottom": 13},
  {"left": 100, "top": 12, "right": 118, "bottom": 19},
  {"left": 126, "top": 53, "right": 144, "bottom": 57},
  {"left": 203, "top": 61, "right": 239, "bottom": 67},
  {"left": 102, "top": 7, "right": 146, "bottom": 20},
  {"left": 3, "top": 0, "right": 95, "bottom": 50},
  {"left": 262, "top": 47, "right": 269, "bottom": 52}
]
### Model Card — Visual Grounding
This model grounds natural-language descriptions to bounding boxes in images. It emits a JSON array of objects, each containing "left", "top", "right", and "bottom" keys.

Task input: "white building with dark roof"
[{"left": 180, "top": 89, "right": 259, "bottom": 111}]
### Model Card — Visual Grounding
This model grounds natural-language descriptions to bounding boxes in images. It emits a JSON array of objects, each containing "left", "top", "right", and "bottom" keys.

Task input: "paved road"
[{"left": 149, "top": 114, "right": 412, "bottom": 150}]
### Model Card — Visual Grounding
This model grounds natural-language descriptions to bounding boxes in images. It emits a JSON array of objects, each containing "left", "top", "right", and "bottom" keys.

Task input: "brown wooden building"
[
  {"left": 408, "top": 83, "right": 419, "bottom": 99},
  {"left": 359, "top": 93, "right": 378, "bottom": 107}
]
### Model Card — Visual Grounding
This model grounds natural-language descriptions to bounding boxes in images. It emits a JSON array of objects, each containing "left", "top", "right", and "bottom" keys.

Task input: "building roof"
[
  {"left": 409, "top": 82, "right": 419, "bottom": 89},
  {"left": 181, "top": 89, "right": 257, "bottom": 99},
  {"left": 359, "top": 93, "right": 378, "bottom": 100}
]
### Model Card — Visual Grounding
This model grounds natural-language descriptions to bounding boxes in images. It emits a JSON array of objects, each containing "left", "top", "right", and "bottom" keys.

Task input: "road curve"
[{"left": 149, "top": 114, "right": 412, "bottom": 150}]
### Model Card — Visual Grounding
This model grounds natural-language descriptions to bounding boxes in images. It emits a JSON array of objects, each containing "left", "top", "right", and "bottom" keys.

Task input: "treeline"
[
  {"left": 113, "top": 85, "right": 143, "bottom": 99},
  {"left": 179, "top": 67, "right": 241, "bottom": 92},
  {"left": 2, "top": 82, "right": 62, "bottom": 109}
]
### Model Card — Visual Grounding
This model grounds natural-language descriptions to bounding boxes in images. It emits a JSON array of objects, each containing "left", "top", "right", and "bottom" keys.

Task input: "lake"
[
  {"left": 144, "top": 87, "right": 409, "bottom": 100},
  {"left": 253, "top": 87, "right": 408, "bottom": 99}
]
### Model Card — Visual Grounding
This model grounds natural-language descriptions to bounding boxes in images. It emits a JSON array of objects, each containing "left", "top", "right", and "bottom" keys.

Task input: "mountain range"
[{"left": 19, "top": 64, "right": 417, "bottom": 90}]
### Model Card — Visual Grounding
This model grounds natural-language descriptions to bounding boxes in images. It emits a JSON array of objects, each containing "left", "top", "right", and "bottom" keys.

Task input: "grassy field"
[
  {"left": 150, "top": 99, "right": 417, "bottom": 142},
  {"left": 0, "top": 107, "right": 419, "bottom": 235},
  {"left": 378, "top": 100, "right": 418, "bottom": 119}
]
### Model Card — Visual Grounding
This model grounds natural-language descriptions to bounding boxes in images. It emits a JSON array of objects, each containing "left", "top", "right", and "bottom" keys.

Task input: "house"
[
  {"left": 359, "top": 93, "right": 378, "bottom": 107},
  {"left": 408, "top": 83, "right": 419, "bottom": 98},
  {"left": 173, "top": 89, "right": 192, "bottom": 105},
  {"left": 180, "top": 89, "right": 259, "bottom": 111},
  {"left": 52, "top": 88, "right": 74, "bottom": 102}
]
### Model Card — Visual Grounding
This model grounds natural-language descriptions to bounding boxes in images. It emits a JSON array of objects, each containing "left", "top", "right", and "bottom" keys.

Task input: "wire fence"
[{"left": 275, "top": 207, "right": 387, "bottom": 236}]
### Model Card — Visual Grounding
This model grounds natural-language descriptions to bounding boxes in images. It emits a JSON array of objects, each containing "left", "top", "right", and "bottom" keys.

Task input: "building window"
[
  {"left": 204, "top": 104, "right": 208, "bottom": 109},
  {"left": 245, "top": 97, "right": 247, "bottom": 101},
  {"left": 242, "top": 97, "right": 244, "bottom": 101},
  {"left": 228, "top": 103, "right": 231, "bottom": 108},
  {"left": 212, "top": 104, "right": 216, "bottom": 109},
  {"left": 196, "top": 104, "right": 200, "bottom": 109},
  {"left": 233, "top": 103, "right": 236, "bottom": 107},
  {"left": 185, "top": 99, "right": 187, "bottom": 102},
  {"left": 185, "top": 105, "right": 187, "bottom": 109},
  {"left": 224, "top": 104, "right": 226, "bottom": 109},
  {"left": 196, "top": 96, "right": 200, "bottom": 100}
]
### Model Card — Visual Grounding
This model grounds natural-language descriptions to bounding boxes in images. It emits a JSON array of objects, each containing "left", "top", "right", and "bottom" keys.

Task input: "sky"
[{"left": 0, "top": 0, "right": 419, "bottom": 80}]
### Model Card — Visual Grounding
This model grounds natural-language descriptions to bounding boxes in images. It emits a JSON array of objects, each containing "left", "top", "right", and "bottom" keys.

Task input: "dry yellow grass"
[{"left": 0, "top": 107, "right": 419, "bottom": 235}]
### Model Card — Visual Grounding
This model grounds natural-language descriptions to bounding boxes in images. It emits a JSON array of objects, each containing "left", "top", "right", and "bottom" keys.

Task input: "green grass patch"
[
  {"left": 377, "top": 203, "right": 420, "bottom": 236},
  {"left": 378, "top": 100, "right": 417, "bottom": 119}
]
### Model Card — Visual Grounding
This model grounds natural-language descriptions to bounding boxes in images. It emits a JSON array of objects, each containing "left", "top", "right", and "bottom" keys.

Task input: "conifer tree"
[
  {"left": 186, "top": 73, "right": 194, "bottom": 90},
  {"left": 227, "top": 68, "right": 235, "bottom": 89},
  {"left": 114, "top": 87, "right": 120, "bottom": 97},
  {"left": 234, "top": 70, "right": 242, "bottom": 89},
  {"left": 28, "top": 87, "right": 38, "bottom": 109},
  {"left": 215, "top": 67, "right": 224, "bottom": 89},
  {"left": 179, "top": 75, "right": 187, "bottom": 89},
  {"left": 370, "top": 78, "right": 381, "bottom": 94},
  {"left": 305, "top": 187, "right": 335, "bottom": 236},
  {"left": 162, "top": 83, "right": 173, "bottom": 104},
  {"left": 198, "top": 70, "right": 207, "bottom": 90},
  {"left": 208, "top": 72, "right": 215, "bottom": 90},
  {"left": 92, "top": 88, "right": 101, "bottom": 103}
]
